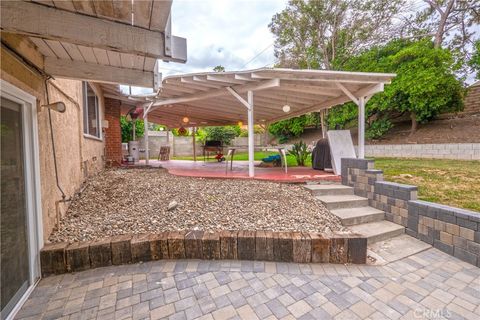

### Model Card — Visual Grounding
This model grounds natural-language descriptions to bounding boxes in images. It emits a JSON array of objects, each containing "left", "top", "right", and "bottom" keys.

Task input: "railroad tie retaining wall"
[{"left": 40, "top": 231, "right": 367, "bottom": 276}]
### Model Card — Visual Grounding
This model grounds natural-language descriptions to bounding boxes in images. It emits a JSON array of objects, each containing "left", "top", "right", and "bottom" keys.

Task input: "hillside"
[{"left": 289, "top": 114, "right": 480, "bottom": 145}]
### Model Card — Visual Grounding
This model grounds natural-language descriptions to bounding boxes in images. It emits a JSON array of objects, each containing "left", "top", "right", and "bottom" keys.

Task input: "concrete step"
[
  {"left": 316, "top": 195, "right": 368, "bottom": 210},
  {"left": 349, "top": 221, "right": 405, "bottom": 244},
  {"left": 304, "top": 184, "right": 354, "bottom": 196},
  {"left": 331, "top": 207, "right": 385, "bottom": 226},
  {"left": 367, "top": 234, "right": 432, "bottom": 265}
]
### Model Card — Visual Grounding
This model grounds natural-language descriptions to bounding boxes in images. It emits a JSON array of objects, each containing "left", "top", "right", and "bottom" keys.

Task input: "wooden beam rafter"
[
  {"left": 0, "top": 1, "right": 186, "bottom": 62},
  {"left": 45, "top": 57, "right": 155, "bottom": 88},
  {"left": 149, "top": 79, "right": 280, "bottom": 109}
]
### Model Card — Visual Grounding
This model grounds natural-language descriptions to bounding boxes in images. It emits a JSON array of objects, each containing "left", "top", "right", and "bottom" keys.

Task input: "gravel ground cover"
[{"left": 49, "top": 168, "right": 346, "bottom": 243}]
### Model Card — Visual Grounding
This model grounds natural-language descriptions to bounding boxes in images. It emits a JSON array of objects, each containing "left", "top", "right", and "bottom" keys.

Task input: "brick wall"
[
  {"left": 104, "top": 98, "right": 122, "bottom": 166},
  {"left": 357, "top": 143, "right": 480, "bottom": 160},
  {"left": 342, "top": 158, "right": 480, "bottom": 267}
]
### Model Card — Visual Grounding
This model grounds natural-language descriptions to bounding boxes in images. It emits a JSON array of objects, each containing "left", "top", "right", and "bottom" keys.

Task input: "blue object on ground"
[{"left": 262, "top": 154, "right": 281, "bottom": 162}]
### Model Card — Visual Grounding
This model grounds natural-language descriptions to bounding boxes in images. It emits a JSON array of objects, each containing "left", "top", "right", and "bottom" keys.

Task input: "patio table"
[{"left": 225, "top": 146, "right": 288, "bottom": 174}]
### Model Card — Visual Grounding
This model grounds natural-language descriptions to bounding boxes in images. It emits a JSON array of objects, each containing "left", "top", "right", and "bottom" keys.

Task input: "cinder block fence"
[
  {"left": 358, "top": 143, "right": 480, "bottom": 160},
  {"left": 342, "top": 158, "right": 480, "bottom": 267}
]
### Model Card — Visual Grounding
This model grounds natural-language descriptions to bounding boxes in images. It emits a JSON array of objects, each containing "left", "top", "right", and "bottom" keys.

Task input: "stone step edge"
[
  {"left": 40, "top": 230, "right": 368, "bottom": 277},
  {"left": 330, "top": 207, "right": 385, "bottom": 221}
]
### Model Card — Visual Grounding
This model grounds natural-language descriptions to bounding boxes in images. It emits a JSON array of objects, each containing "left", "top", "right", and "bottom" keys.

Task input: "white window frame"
[
  {"left": 82, "top": 81, "right": 102, "bottom": 140},
  {"left": 1, "top": 79, "right": 43, "bottom": 320}
]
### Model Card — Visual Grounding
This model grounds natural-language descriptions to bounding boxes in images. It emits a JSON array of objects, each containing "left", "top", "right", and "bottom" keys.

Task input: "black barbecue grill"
[{"left": 202, "top": 140, "right": 224, "bottom": 161}]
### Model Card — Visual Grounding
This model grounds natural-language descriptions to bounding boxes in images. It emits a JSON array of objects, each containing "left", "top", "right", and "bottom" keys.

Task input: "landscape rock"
[
  {"left": 167, "top": 200, "right": 178, "bottom": 211},
  {"left": 49, "top": 168, "right": 346, "bottom": 243}
]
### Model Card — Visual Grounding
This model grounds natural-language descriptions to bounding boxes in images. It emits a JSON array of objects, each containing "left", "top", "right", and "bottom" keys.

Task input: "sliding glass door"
[{"left": 0, "top": 82, "right": 41, "bottom": 320}]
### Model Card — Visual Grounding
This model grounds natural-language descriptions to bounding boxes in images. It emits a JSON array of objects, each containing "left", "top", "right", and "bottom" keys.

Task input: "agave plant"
[{"left": 289, "top": 141, "right": 311, "bottom": 166}]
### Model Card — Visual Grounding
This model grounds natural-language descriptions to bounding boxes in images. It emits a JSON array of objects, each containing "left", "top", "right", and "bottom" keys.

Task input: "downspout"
[{"left": 5, "top": 41, "right": 78, "bottom": 227}]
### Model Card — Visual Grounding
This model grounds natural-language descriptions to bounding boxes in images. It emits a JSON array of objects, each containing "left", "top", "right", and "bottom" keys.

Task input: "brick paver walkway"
[{"left": 15, "top": 248, "right": 479, "bottom": 320}]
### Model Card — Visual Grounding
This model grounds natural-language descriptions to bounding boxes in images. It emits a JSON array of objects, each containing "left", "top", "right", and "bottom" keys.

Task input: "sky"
[
  {"left": 124, "top": 0, "right": 477, "bottom": 95},
  {"left": 126, "top": 0, "right": 286, "bottom": 94},
  {"left": 158, "top": 0, "right": 288, "bottom": 75}
]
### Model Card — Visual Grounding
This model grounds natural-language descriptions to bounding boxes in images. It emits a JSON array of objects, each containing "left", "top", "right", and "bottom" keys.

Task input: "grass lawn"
[
  {"left": 172, "top": 151, "right": 312, "bottom": 167},
  {"left": 374, "top": 158, "right": 480, "bottom": 212}
]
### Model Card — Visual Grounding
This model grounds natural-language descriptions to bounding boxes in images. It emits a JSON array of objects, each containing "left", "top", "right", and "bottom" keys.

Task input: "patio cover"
[
  {"left": 143, "top": 68, "right": 395, "bottom": 176},
  {"left": 1, "top": 0, "right": 186, "bottom": 89}
]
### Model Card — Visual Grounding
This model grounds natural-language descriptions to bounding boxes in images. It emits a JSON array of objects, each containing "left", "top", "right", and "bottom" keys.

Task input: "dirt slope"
[{"left": 290, "top": 114, "right": 480, "bottom": 145}]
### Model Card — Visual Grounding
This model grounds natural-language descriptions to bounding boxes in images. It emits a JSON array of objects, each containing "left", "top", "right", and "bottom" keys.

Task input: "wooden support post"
[
  {"left": 320, "top": 110, "right": 326, "bottom": 139},
  {"left": 145, "top": 115, "right": 149, "bottom": 165},
  {"left": 358, "top": 96, "right": 365, "bottom": 159},
  {"left": 247, "top": 91, "right": 254, "bottom": 177},
  {"left": 192, "top": 127, "right": 197, "bottom": 162}
]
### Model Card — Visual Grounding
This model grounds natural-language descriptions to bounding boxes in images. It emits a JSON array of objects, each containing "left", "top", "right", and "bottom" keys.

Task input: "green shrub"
[
  {"left": 269, "top": 114, "right": 316, "bottom": 143},
  {"left": 120, "top": 116, "right": 144, "bottom": 143},
  {"left": 195, "top": 128, "right": 208, "bottom": 143},
  {"left": 204, "top": 126, "right": 238, "bottom": 145},
  {"left": 288, "top": 141, "right": 311, "bottom": 166},
  {"left": 365, "top": 119, "right": 393, "bottom": 140},
  {"left": 239, "top": 125, "right": 264, "bottom": 137}
]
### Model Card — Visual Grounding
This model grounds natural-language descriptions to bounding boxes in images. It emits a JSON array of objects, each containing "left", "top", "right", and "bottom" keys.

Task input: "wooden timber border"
[{"left": 40, "top": 231, "right": 367, "bottom": 277}]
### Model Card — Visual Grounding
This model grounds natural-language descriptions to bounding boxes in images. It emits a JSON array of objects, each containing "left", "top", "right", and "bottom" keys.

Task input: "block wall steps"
[
  {"left": 330, "top": 207, "right": 385, "bottom": 226},
  {"left": 306, "top": 183, "right": 406, "bottom": 244},
  {"left": 303, "top": 184, "right": 354, "bottom": 196},
  {"left": 315, "top": 195, "right": 369, "bottom": 210},
  {"left": 349, "top": 221, "right": 405, "bottom": 244}
]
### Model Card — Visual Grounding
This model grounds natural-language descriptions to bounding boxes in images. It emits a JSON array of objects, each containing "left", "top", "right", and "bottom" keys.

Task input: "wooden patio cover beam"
[{"left": 0, "top": 1, "right": 187, "bottom": 62}]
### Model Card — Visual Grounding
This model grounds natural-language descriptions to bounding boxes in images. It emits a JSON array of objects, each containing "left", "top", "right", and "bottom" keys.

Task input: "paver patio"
[{"left": 15, "top": 248, "right": 479, "bottom": 320}]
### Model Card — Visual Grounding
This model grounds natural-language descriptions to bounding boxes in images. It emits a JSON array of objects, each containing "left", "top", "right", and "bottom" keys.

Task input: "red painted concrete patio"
[{"left": 141, "top": 160, "right": 340, "bottom": 183}]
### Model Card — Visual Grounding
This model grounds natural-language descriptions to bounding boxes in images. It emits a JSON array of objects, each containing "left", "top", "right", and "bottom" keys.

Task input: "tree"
[
  {"left": 268, "top": 114, "right": 316, "bottom": 143},
  {"left": 204, "top": 126, "right": 239, "bottom": 145},
  {"left": 336, "top": 39, "right": 465, "bottom": 134},
  {"left": 120, "top": 116, "right": 144, "bottom": 143},
  {"left": 269, "top": 0, "right": 404, "bottom": 69},
  {"left": 402, "top": 1, "right": 479, "bottom": 63},
  {"left": 469, "top": 40, "right": 480, "bottom": 80},
  {"left": 213, "top": 65, "right": 225, "bottom": 72}
]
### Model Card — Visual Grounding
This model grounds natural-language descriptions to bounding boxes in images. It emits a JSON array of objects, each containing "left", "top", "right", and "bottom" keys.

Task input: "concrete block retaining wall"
[
  {"left": 408, "top": 201, "right": 480, "bottom": 266},
  {"left": 40, "top": 231, "right": 367, "bottom": 276},
  {"left": 358, "top": 143, "right": 480, "bottom": 160},
  {"left": 342, "top": 158, "right": 480, "bottom": 267}
]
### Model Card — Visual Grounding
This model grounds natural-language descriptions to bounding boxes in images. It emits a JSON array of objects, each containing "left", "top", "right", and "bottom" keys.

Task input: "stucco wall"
[{"left": 1, "top": 34, "right": 106, "bottom": 242}]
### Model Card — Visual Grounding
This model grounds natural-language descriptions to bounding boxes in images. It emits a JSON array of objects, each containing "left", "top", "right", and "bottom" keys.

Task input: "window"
[{"left": 83, "top": 82, "right": 100, "bottom": 138}]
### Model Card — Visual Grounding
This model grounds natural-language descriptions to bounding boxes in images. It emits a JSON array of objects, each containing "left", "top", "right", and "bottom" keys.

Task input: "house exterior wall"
[{"left": 1, "top": 34, "right": 107, "bottom": 242}]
